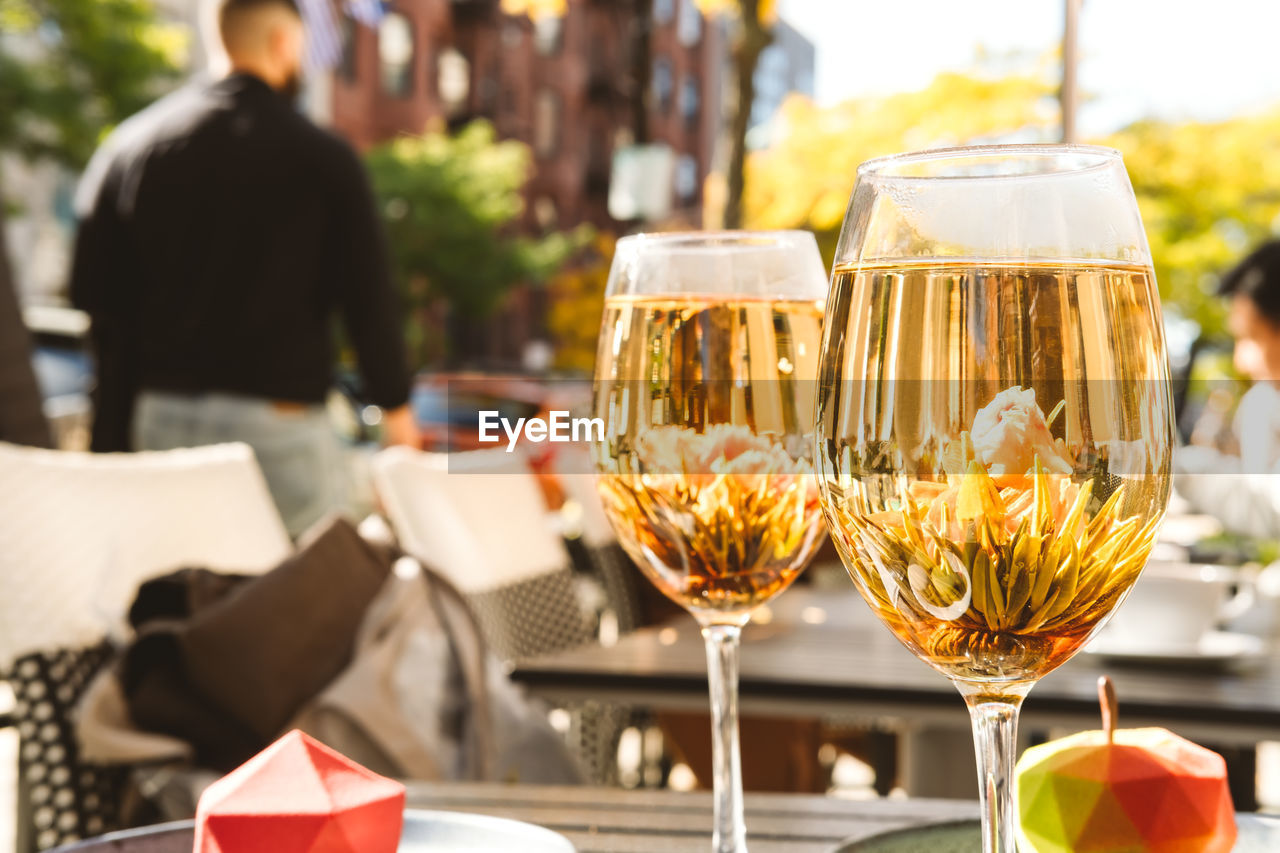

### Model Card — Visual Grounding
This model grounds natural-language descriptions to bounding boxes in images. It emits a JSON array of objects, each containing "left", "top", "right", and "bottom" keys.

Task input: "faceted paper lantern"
[
  {"left": 1016, "top": 678, "right": 1235, "bottom": 853},
  {"left": 195, "top": 730, "right": 406, "bottom": 853}
]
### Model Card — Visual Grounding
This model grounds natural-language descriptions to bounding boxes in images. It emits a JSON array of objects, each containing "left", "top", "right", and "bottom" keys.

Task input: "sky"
[{"left": 776, "top": 0, "right": 1280, "bottom": 136}]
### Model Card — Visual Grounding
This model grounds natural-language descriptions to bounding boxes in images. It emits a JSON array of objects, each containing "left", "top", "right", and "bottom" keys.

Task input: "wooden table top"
[
  {"left": 515, "top": 584, "right": 1280, "bottom": 743},
  {"left": 404, "top": 781, "right": 977, "bottom": 852}
]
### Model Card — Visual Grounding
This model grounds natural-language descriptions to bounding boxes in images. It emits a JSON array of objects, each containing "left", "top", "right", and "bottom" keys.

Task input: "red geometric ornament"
[{"left": 195, "top": 730, "right": 406, "bottom": 853}]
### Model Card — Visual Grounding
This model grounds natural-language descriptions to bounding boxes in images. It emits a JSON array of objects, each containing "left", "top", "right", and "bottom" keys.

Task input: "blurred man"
[
  {"left": 1178, "top": 240, "right": 1280, "bottom": 537},
  {"left": 70, "top": 0, "right": 416, "bottom": 535}
]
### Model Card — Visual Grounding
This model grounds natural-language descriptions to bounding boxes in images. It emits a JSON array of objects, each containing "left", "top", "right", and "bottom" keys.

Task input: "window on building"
[
  {"left": 751, "top": 46, "right": 784, "bottom": 127},
  {"left": 588, "top": 131, "right": 609, "bottom": 174},
  {"left": 679, "top": 76, "right": 699, "bottom": 125},
  {"left": 675, "top": 153, "right": 699, "bottom": 201},
  {"left": 378, "top": 12, "right": 414, "bottom": 97},
  {"left": 652, "top": 57, "right": 673, "bottom": 113},
  {"left": 339, "top": 17, "right": 358, "bottom": 82},
  {"left": 438, "top": 48, "right": 470, "bottom": 116},
  {"left": 534, "top": 89, "right": 561, "bottom": 158},
  {"left": 478, "top": 69, "right": 499, "bottom": 113},
  {"left": 653, "top": 0, "right": 674, "bottom": 25},
  {"left": 588, "top": 37, "right": 606, "bottom": 79},
  {"left": 502, "top": 19, "right": 525, "bottom": 48},
  {"left": 758, "top": 44, "right": 786, "bottom": 88},
  {"left": 677, "top": 0, "right": 701, "bottom": 46},
  {"left": 533, "top": 14, "right": 563, "bottom": 55}
]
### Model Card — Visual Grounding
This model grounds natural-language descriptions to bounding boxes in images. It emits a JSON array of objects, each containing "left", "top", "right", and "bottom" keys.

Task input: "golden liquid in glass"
[
  {"left": 818, "top": 262, "right": 1173, "bottom": 683},
  {"left": 594, "top": 295, "right": 826, "bottom": 621}
]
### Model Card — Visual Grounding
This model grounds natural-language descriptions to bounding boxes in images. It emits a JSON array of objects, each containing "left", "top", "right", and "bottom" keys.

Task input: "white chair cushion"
[
  {"left": 371, "top": 446, "right": 570, "bottom": 594},
  {"left": 0, "top": 441, "right": 292, "bottom": 667}
]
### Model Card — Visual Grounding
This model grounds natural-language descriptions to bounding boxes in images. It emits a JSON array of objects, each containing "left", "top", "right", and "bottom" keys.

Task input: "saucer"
[
  {"left": 832, "top": 814, "right": 1280, "bottom": 852},
  {"left": 1085, "top": 630, "right": 1266, "bottom": 668},
  {"left": 52, "top": 810, "right": 577, "bottom": 852}
]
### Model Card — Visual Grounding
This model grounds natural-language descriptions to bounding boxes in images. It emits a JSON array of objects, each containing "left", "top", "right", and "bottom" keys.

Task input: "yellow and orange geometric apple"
[{"left": 1015, "top": 678, "right": 1236, "bottom": 853}]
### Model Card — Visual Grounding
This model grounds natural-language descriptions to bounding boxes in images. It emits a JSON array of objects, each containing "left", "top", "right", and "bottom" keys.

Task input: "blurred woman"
[{"left": 1178, "top": 240, "right": 1280, "bottom": 537}]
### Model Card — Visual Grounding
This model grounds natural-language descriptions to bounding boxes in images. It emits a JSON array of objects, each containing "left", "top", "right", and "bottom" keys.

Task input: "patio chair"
[
  {"left": 370, "top": 446, "right": 596, "bottom": 660},
  {"left": 550, "top": 447, "right": 645, "bottom": 637},
  {"left": 0, "top": 441, "right": 291, "bottom": 851},
  {"left": 9, "top": 642, "right": 131, "bottom": 852}
]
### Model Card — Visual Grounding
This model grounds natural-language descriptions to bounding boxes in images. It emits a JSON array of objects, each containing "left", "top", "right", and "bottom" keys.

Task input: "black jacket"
[{"left": 70, "top": 73, "right": 410, "bottom": 451}]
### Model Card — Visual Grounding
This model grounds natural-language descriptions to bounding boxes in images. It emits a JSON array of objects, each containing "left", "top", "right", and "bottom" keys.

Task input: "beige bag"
[
  {"left": 291, "top": 560, "right": 493, "bottom": 780},
  {"left": 293, "top": 556, "right": 585, "bottom": 785}
]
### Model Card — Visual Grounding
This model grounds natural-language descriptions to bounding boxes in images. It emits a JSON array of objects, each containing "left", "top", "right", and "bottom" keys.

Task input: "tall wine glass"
[
  {"left": 592, "top": 231, "right": 829, "bottom": 852},
  {"left": 815, "top": 145, "right": 1174, "bottom": 852}
]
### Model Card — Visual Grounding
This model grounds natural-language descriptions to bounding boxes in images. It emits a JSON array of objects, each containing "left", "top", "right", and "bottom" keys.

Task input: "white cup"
[{"left": 1101, "top": 561, "right": 1254, "bottom": 650}]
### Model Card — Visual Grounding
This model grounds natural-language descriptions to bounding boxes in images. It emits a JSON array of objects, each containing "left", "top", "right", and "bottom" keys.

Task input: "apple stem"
[{"left": 1098, "top": 675, "right": 1117, "bottom": 744}]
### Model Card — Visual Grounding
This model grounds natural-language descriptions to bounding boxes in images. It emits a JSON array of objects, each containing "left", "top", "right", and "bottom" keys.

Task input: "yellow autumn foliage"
[
  {"left": 1104, "top": 109, "right": 1280, "bottom": 337},
  {"left": 692, "top": 0, "right": 776, "bottom": 24},
  {"left": 547, "top": 234, "right": 617, "bottom": 373},
  {"left": 742, "top": 60, "right": 1280, "bottom": 338},
  {"left": 500, "top": 0, "right": 567, "bottom": 19},
  {"left": 742, "top": 69, "right": 1058, "bottom": 257}
]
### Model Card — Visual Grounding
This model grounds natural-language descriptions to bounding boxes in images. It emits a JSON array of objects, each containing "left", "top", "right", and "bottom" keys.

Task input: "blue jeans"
[{"left": 133, "top": 390, "right": 349, "bottom": 537}]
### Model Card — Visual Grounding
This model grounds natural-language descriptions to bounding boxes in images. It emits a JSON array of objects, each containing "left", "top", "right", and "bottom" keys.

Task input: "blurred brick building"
[{"left": 329, "top": 0, "right": 724, "bottom": 232}]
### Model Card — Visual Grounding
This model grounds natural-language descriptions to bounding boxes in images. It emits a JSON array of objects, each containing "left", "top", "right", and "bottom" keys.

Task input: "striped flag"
[
  {"left": 297, "top": 0, "right": 384, "bottom": 71},
  {"left": 298, "top": 0, "right": 343, "bottom": 70},
  {"left": 345, "top": 0, "right": 385, "bottom": 26}
]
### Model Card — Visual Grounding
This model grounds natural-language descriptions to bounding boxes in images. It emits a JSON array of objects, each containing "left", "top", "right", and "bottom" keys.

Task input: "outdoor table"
[
  {"left": 403, "top": 781, "right": 977, "bottom": 852},
  {"left": 51, "top": 782, "right": 979, "bottom": 853},
  {"left": 513, "top": 583, "right": 1280, "bottom": 797}
]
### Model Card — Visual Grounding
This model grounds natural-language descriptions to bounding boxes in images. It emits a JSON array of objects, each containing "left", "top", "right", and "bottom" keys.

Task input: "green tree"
[
  {"left": 365, "top": 120, "right": 588, "bottom": 367},
  {"left": 1104, "top": 110, "right": 1280, "bottom": 341},
  {"left": 0, "top": 0, "right": 185, "bottom": 167},
  {"left": 0, "top": 0, "right": 183, "bottom": 297}
]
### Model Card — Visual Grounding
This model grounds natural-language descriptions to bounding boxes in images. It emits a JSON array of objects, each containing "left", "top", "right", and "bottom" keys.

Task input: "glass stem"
[
  {"left": 702, "top": 623, "right": 747, "bottom": 853},
  {"left": 964, "top": 693, "right": 1025, "bottom": 853}
]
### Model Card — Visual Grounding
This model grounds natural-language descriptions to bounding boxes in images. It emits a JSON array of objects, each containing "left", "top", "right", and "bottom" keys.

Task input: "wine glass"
[
  {"left": 815, "top": 145, "right": 1174, "bottom": 852},
  {"left": 592, "top": 231, "right": 829, "bottom": 852}
]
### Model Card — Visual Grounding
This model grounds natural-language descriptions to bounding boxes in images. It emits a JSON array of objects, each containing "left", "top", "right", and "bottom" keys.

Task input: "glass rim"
[
  {"left": 614, "top": 229, "right": 818, "bottom": 253},
  {"left": 856, "top": 143, "right": 1123, "bottom": 182}
]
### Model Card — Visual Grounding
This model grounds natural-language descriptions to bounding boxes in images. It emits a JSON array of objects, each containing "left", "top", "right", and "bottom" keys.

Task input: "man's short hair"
[
  {"left": 218, "top": 0, "right": 301, "bottom": 50},
  {"left": 1220, "top": 240, "right": 1280, "bottom": 328}
]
